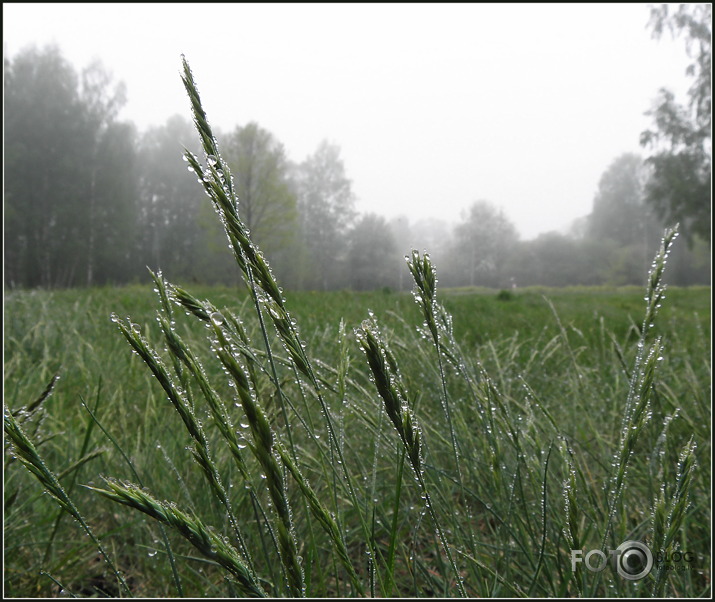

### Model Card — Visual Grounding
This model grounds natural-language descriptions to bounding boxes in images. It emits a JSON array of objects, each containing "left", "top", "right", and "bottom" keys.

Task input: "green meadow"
[{"left": 4, "top": 280, "right": 710, "bottom": 597}]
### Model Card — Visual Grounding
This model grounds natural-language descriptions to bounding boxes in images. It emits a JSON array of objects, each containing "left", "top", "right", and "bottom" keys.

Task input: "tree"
[
  {"left": 4, "top": 45, "right": 136, "bottom": 288},
  {"left": 137, "top": 115, "right": 217, "bottom": 282},
  {"left": 347, "top": 214, "right": 397, "bottom": 290},
  {"left": 90, "top": 120, "right": 140, "bottom": 284},
  {"left": 640, "top": 3, "right": 711, "bottom": 243},
  {"left": 586, "top": 153, "right": 665, "bottom": 282},
  {"left": 80, "top": 59, "right": 130, "bottom": 285},
  {"left": 294, "top": 141, "right": 356, "bottom": 289},
  {"left": 5, "top": 45, "right": 83, "bottom": 287},
  {"left": 586, "top": 153, "right": 663, "bottom": 257},
  {"left": 504, "top": 233, "right": 612, "bottom": 287},
  {"left": 448, "top": 200, "right": 519, "bottom": 287},
  {"left": 221, "top": 123, "right": 298, "bottom": 259}
]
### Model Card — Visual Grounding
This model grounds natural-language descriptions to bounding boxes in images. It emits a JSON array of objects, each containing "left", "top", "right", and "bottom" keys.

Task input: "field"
[
  {"left": 4, "top": 273, "right": 711, "bottom": 597},
  {"left": 4, "top": 62, "right": 711, "bottom": 599}
]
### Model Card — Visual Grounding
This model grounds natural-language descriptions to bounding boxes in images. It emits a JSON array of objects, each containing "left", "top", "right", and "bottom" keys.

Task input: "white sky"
[{"left": 3, "top": 3, "right": 695, "bottom": 239}]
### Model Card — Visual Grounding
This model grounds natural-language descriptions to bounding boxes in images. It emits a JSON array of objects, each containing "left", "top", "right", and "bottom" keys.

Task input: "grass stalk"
[
  {"left": 88, "top": 479, "right": 266, "bottom": 597},
  {"left": 601, "top": 226, "right": 679, "bottom": 553},
  {"left": 80, "top": 390, "right": 185, "bottom": 597},
  {"left": 650, "top": 437, "right": 697, "bottom": 597},
  {"left": 109, "top": 312, "right": 256, "bottom": 577},
  {"left": 356, "top": 316, "right": 467, "bottom": 597},
  {"left": 180, "top": 55, "right": 379, "bottom": 593},
  {"left": 4, "top": 406, "right": 133, "bottom": 597}
]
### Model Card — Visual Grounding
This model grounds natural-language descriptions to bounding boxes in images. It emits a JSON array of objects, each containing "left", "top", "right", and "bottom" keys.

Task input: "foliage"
[
  {"left": 587, "top": 153, "right": 661, "bottom": 247},
  {"left": 4, "top": 282, "right": 710, "bottom": 596},
  {"left": 446, "top": 200, "right": 519, "bottom": 287},
  {"left": 136, "top": 115, "right": 217, "bottom": 282},
  {"left": 294, "top": 141, "right": 357, "bottom": 290},
  {"left": 640, "top": 3, "right": 712, "bottom": 243},
  {"left": 220, "top": 123, "right": 299, "bottom": 262},
  {"left": 346, "top": 213, "right": 398, "bottom": 290},
  {"left": 505, "top": 233, "right": 608, "bottom": 287},
  {"left": 4, "top": 44, "right": 136, "bottom": 288}
]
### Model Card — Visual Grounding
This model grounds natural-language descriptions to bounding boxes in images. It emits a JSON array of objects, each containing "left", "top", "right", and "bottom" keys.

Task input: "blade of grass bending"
[
  {"left": 13, "top": 371, "right": 60, "bottom": 418},
  {"left": 39, "top": 571, "right": 78, "bottom": 598},
  {"left": 43, "top": 379, "right": 104, "bottom": 565},
  {"left": 80, "top": 394, "right": 184, "bottom": 597},
  {"left": 88, "top": 479, "right": 267, "bottom": 598},
  {"left": 560, "top": 440, "right": 583, "bottom": 596},
  {"left": 4, "top": 406, "right": 133, "bottom": 597},
  {"left": 111, "top": 312, "right": 256, "bottom": 578},
  {"left": 149, "top": 280, "right": 284, "bottom": 590}
]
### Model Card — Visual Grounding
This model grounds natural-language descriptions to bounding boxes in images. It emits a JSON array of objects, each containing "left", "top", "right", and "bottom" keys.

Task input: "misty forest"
[{"left": 4, "top": 14, "right": 711, "bottom": 292}]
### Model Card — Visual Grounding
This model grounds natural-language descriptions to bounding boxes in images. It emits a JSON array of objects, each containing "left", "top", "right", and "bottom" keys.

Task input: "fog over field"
[
  {"left": 4, "top": 4, "right": 710, "bottom": 289},
  {"left": 4, "top": 3, "right": 694, "bottom": 236}
]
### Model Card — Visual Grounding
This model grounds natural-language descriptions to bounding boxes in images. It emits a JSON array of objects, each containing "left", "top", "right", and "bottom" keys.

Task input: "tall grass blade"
[
  {"left": 356, "top": 316, "right": 467, "bottom": 597},
  {"left": 650, "top": 437, "right": 697, "bottom": 597},
  {"left": 88, "top": 479, "right": 266, "bottom": 597},
  {"left": 4, "top": 405, "right": 133, "bottom": 597},
  {"left": 601, "top": 226, "right": 679, "bottom": 551}
]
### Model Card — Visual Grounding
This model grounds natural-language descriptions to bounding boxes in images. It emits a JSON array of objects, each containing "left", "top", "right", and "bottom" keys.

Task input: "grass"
[{"left": 4, "top": 57, "right": 711, "bottom": 598}]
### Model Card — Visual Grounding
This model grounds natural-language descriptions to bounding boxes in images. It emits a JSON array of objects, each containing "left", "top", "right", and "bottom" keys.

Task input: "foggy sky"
[{"left": 3, "top": 3, "right": 694, "bottom": 239}]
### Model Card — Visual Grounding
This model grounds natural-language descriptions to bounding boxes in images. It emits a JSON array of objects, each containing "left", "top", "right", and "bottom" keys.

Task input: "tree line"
[{"left": 4, "top": 8, "right": 710, "bottom": 291}]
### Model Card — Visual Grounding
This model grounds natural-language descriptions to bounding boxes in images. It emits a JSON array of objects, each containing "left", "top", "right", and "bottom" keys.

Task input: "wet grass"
[{"left": 4, "top": 281, "right": 710, "bottom": 597}]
